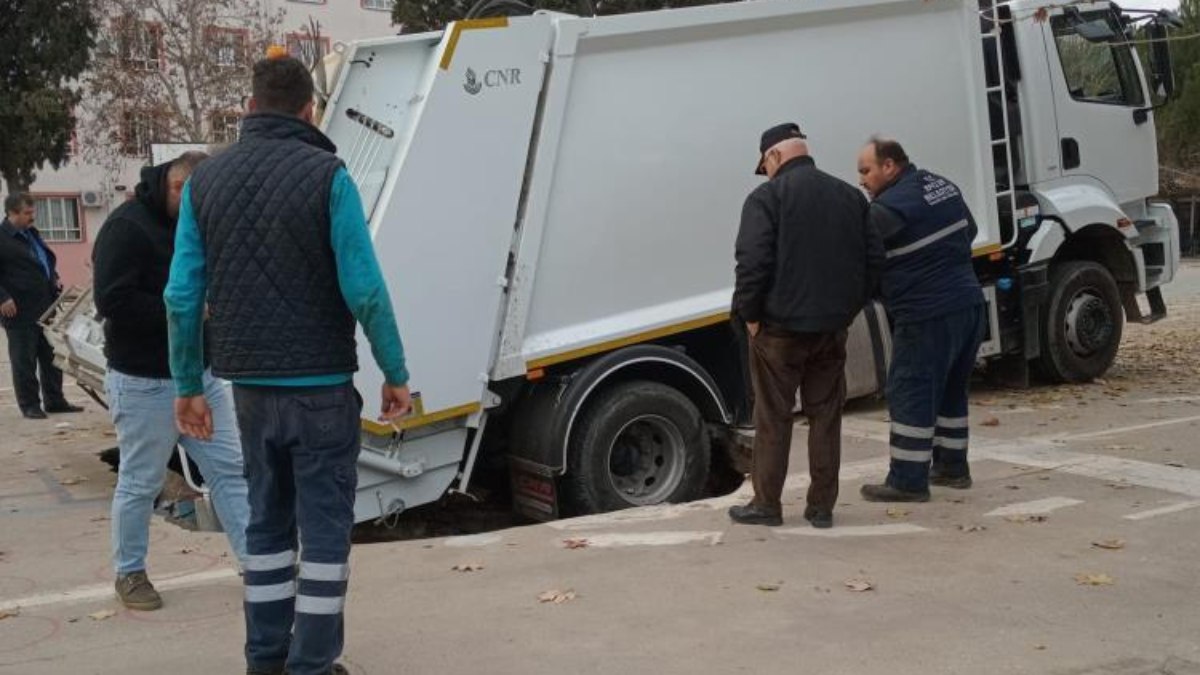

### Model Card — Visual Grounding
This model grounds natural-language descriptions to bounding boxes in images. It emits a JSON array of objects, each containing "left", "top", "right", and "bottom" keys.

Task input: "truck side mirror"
[{"left": 1146, "top": 23, "right": 1175, "bottom": 100}]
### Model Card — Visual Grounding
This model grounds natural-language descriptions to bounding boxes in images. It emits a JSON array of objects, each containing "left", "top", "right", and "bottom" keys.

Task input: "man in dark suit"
[{"left": 0, "top": 192, "right": 83, "bottom": 419}]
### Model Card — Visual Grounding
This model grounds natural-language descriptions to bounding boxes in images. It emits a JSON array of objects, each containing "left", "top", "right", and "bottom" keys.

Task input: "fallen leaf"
[
  {"left": 537, "top": 589, "right": 577, "bottom": 604},
  {"left": 89, "top": 515, "right": 109, "bottom": 522},
  {"left": 886, "top": 507, "right": 910, "bottom": 518},
  {"left": 562, "top": 538, "right": 590, "bottom": 550},
  {"left": 67, "top": 616, "right": 80, "bottom": 623},
  {"left": 1004, "top": 514, "right": 1048, "bottom": 524},
  {"left": 0, "top": 607, "right": 19, "bottom": 620},
  {"left": 451, "top": 563, "right": 485, "bottom": 572},
  {"left": 1005, "top": 485, "right": 1021, "bottom": 490},
  {"left": 179, "top": 547, "right": 194, "bottom": 555},
  {"left": 24, "top": 468, "right": 38, "bottom": 474},
  {"left": 59, "top": 478, "right": 82, "bottom": 486},
  {"left": 1037, "top": 475, "right": 1051, "bottom": 481},
  {"left": 844, "top": 579, "right": 875, "bottom": 592},
  {"left": 958, "top": 524, "right": 987, "bottom": 533},
  {"left": 54, "top": 423, "right": 71, "bottom": 430},
  {"left": 1165, "top": 462, "right": 1186, "bottom": 468},
  {"left": 88, "top": 609, "right": 118, "bottom": 621},
  {"left": 756, "top": 582, "right": 782, "bottom": 592},
  {"left": 1091, "top": 539, "right": 1126, "bottom": 551},
  {"left": 1074, "top": 573, "right": 1115, "bottom": 586},
  {"left": 1034, "top": 645, "right": 1048, "bottom": 651},
  {"left": 1105, "top": 482, "right": 1132, "bottom": 490},
  {"left": 981, "top": 416, "right": 1000, "bottom": 427},
  {"left": 947, "top": 497, "right": 967, "bottom": 504}
]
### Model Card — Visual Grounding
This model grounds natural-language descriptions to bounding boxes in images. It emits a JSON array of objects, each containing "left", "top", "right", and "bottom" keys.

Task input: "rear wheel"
[
  {"left": 1037, "top": 261, "right": 1123, "bottom": 383},
  {"left": 564, "top": 381, "right": 710, "bottom": 514}
]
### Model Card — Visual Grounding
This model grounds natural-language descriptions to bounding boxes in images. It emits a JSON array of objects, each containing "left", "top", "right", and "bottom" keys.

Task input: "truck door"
[{"left": 1042, "top": 6, "right": 1157, "bottom": 205}]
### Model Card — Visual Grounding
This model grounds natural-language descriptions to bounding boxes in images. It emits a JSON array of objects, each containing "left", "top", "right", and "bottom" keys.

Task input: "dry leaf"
[
  {"left": 886, "top": 507, "right": 910, "bottom": 518},
  {"left": 981, "top": 416, "right": 1000, "bottom": 427},
  {"left": 537, "top": 589, "right": 577, "bottom": 604},
  {"left": 844, "top": 579, "right": 874, "bottom": 592},
  {"left": 1074, "top": 573, "right": 1115, "bottom": 586},
  {"left": 89, "top": 515, "right": 109, "bottom": 522},
  {"left": 88, "top": 609, "right": 118, "bottom": 621},
  {"left": 1005, "top": 485, "right": 1021, "bottom": 490},
  {"left": 179, "top": 547, "right": 194, "bottom": 555},
  {"left": 1091, "top": 539, "right": 1125, "bottom": 551},
  {"left": 1165, "top": 462, "right": 1186, "bottom": 468},
  {"left": 1105, "top": 482, "right": 1132, "bottom": 490},
  {"left": 562, "top": 538, "right": 590, "bottom": 550},
  {"left": 59, "top": 478, "right": 81, "bottom": 486},
  {"left": 958, "top": 524, "right": 987, "bottom": 533},
  {"left": 756, "top": 582, "right": 782, "bottom": 592},
  {"left": 0, "top": 607, "right": 19, "bottom": 620},
  {"left": 1004, "top": 514, "right": 1048, "bottom": 524},
  {"left": 451, "top": 563, "right": 485, "bottom": 572},
  {"left": 1034, "top": 645, "right": 1048, "bottom": 651}
]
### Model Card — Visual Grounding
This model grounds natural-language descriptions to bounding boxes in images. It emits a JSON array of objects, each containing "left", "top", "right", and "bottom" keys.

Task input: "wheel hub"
[
  {"left": 1064, "top": 290, "right": 1113, "bottom": 357},
  {"left": 607, "top": 415, "right": 686, "bottom": 506}
]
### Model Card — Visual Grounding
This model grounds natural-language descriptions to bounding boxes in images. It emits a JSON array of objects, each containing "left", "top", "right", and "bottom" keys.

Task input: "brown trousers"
[{"left": 748, "top": 325, "right": 848, "bottom": 512}]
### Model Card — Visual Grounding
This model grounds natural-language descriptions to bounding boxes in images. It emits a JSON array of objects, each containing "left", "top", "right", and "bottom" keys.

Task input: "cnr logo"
[{"left": 463, "top": 67, "right": 522, "bottom": 95}]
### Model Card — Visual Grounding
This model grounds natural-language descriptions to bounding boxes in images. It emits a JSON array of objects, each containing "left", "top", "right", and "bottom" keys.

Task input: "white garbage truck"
[{"left": 52, "top": 0, "right": 1183, "bottom": 523}]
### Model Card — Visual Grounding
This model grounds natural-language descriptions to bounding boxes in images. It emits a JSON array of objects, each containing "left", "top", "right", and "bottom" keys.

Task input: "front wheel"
[
  {"left": 563, "top": 381, "right": 711, "bottom": 515},
  {"left": 1037, "top": 261, "right": 1124, "bottom": 383}
]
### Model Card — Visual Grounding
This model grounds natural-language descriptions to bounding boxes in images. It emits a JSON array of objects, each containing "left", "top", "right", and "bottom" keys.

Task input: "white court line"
[
  {"left": 444, "top": 533, "right": 504, "bottom": 548},
  {"left": 1123, "top": 501, "right": 1200, "bottom": 521},
  {"left": 1056, "top": 414, "right": 1200, "bottom": 441},
  {"left": 1, "top": 567, "right": 238, "bottom": 612},
  {"left": 574, "top": 531, "right": 723, "bottom": 548},
  {"left": 775, "top": 523, "right": 927, "bottom": 538},
  {"left": 546, "top": 457, "right": 888, "bottom": 532},
  {"left": 985, "top": 497, "right": 1083, "bottom": 517},
  {"left": 843, "top": 418, "right": 1200, "bottom": 499}
]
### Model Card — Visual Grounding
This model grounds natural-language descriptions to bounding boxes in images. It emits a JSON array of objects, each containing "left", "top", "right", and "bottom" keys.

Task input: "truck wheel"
[
  {"left": 1037, "top": 261, "right": 1123, "bottom": 383},
  {"left": 564, "top": 381, "right": 711, "bottom": 514}
]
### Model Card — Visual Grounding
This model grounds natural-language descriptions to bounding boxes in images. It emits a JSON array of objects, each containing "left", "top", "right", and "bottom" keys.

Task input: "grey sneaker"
[{"left": 115, "top": 571, "right": 162, "bottom": 611}]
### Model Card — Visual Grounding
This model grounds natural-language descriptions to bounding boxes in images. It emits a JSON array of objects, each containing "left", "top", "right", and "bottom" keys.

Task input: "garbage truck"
[{"left": 50, "top": 0, "right": 1182, "bottom": 523}]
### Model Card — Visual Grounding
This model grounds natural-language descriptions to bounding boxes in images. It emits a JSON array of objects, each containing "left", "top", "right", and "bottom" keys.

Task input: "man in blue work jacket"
[
  {"left": 856, "top": 137, "right": 985, "bottom": 502},
  {"left": 166, "top": 53, "right": 411, "bottom": 675}
]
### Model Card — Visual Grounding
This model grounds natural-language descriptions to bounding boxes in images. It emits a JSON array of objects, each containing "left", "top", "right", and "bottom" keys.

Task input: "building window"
[
  {"left": 116, "top": 18, "right": 163, "bottom": 72},
  {"left": 285, "top": 33, "right": 331, "bottom": 65},
  {"left": 361, "top": 0, "right": 394, "bottom": 10},
  {"left": 33, "top": 196, "right": 83, "bottom": 243},
  {"left": 206, "top": 27, "right": 248, "bottom": 68},
  {"left": 210, "top": 111, "right": 241, "bottom": 144},
  {"left": 119, "top": 110, "right": 165, "bottom": 157}
]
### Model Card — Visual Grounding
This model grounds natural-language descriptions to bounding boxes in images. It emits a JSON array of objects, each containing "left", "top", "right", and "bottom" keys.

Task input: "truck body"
[{"left": 49, "top": 0, "right": 1182, "bottom": 523}]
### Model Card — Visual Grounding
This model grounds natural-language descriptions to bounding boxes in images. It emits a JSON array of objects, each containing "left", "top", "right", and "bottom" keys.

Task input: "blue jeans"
[
  {"left": 885, "top": 304, "right": 986, "bottom": 492},
  {"left": 234, "top": 382, "right": 361, "bottom": 675},
  {"left": 106, "top": 368, "right": 250, "bottom": 575}
]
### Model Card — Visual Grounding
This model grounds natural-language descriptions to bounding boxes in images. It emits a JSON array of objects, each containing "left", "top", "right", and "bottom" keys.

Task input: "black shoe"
[
  {"left": 860, "top": 483, "right": 930, "bottom": 503},
  {"left": 44, "top": 402, "right": 83, "bottom": 413},
  {"left": 803, "top": 505, "right": 833, "bottom": 529},
  {"left": 20, "top": 407, "right": 47, "bottom": 419},
  {"left": 245, "top": 666, "right": 284, "bottom": 675},
  {"left": 728, "top": 503, "right": 782, "bottom": 526},
  {"left": 930, "top": 473, "right": 973, "bottom": 489}
]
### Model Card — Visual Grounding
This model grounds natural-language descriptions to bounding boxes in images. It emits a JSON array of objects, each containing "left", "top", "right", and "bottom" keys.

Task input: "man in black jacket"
[
  {"left": 728, "top": 123, "right": 884, "bottom": 528},
  {"left": 0, "top": 192, "right": 84, "bottom": 419},
  {"left": 93, "top": 154, "right": 249, "bottom": 612}
]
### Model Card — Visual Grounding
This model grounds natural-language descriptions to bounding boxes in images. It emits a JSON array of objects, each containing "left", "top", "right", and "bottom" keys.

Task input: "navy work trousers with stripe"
[
  {"left": 233, "top": 381, "right": 361, "bottom": 675},
  {"left": 885, "top": 304, "right": 986, "bottom": 492}
]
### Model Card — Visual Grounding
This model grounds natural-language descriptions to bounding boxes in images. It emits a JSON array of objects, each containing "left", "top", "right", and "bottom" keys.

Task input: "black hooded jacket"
[{"left": 92, "top": 162, "right": 183, "bottom": 378}]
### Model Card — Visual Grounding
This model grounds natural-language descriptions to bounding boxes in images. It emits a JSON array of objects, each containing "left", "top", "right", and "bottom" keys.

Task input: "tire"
[
  {"left": 564, "top": 381, "right": 711, "bottom": 515},
  {"left": 1037, "top": 261, "right": 1123, "bottom": 383}
]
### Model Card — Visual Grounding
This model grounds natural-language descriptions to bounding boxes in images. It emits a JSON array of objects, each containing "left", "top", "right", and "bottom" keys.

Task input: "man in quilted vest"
[{"left": 165, "top": 53, "right": 411, "bottom": 675}]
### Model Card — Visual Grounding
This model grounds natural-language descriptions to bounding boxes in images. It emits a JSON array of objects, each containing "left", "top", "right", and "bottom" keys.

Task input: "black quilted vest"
[{"left": 189, "top": 113, "right": 357, "bottom": 379}]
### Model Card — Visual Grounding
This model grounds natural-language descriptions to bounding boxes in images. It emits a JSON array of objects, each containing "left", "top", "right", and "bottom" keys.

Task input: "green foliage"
[
  {"left": 1157, "top": 0, "right": 1200, "bottom": 185},
  {"left": 392, "top": 0, "right": 733, "bottom": 34},
  {"left": 0, "top": 0, "right": 98, "bottom": 193}
]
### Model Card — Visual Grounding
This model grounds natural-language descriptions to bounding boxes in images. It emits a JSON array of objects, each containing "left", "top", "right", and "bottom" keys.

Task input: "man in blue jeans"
[
  {"left": 93, "top": 153, "right": 249, "bottom": 610},
  {"left": 855, "top": 137, "right": 986, "bottom": 502},
  {"left": 166, "top": 53, "right": 410, "bottom": 675}
]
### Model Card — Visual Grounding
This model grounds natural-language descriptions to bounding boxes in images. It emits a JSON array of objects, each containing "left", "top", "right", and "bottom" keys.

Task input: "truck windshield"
[{"left": 1051, "top": 12, "right": 1145, "bottom": 107}]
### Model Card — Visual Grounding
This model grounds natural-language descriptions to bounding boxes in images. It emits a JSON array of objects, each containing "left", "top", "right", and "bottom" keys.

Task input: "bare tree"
[{"left": 78, "top": 0, "right": 284, "bottom": 168}]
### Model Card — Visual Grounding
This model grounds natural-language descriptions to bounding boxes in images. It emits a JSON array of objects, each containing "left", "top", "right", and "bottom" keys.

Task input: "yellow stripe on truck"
[
  {"left": 972, "top": 243, "right": 1003, "bottom": 258},
  {"left": 439, "top": 17, "right": 509, "bottom": 71},
  {"left": 361, "top": 402, "right": 482, "bottom": 435},
  {"left": 526, "top": 312, "right": 731, "bottom": 371}
]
